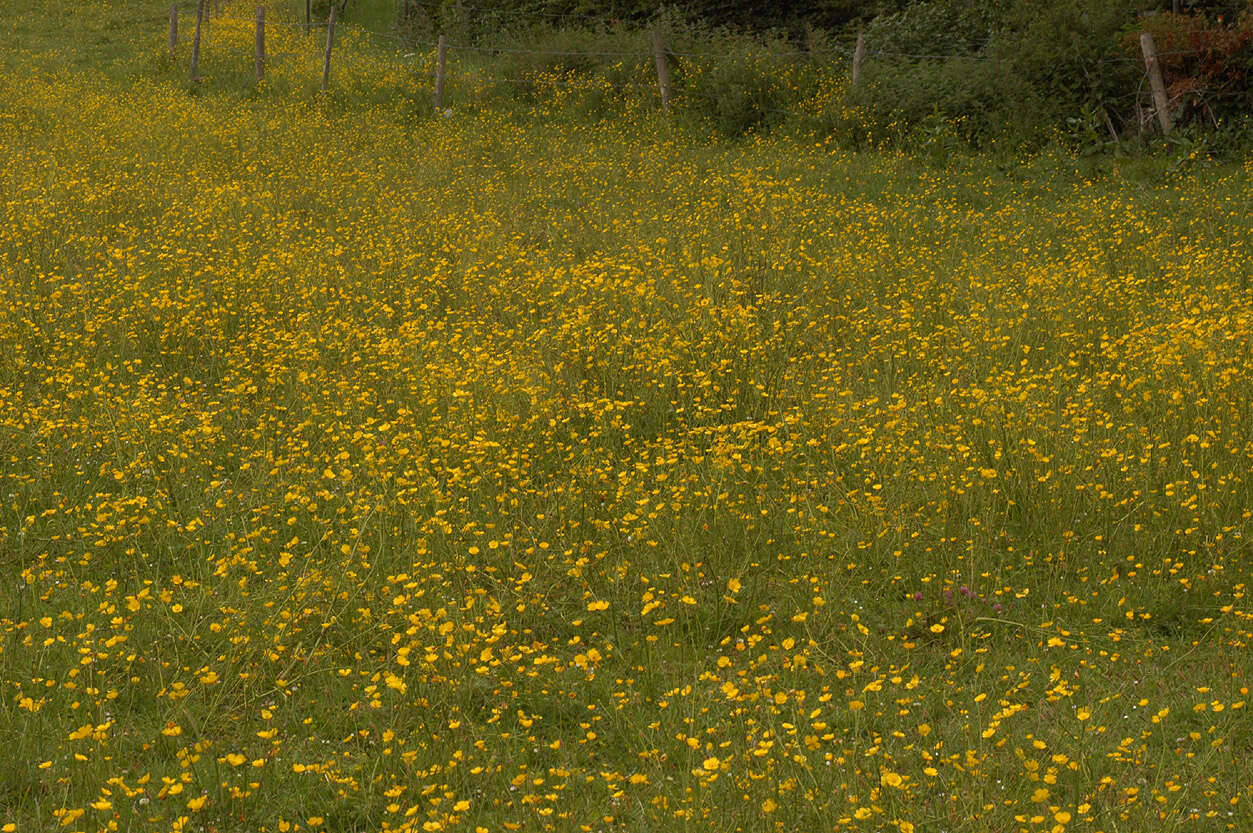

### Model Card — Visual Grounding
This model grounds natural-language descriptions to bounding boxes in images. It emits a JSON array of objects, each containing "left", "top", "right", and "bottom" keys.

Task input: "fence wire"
[
  {"left": 166, "top": 1, "right": 1227, "bottom": 137},
  {"left": 182, "top": 4, "right": 1220, "bottom": 67}
]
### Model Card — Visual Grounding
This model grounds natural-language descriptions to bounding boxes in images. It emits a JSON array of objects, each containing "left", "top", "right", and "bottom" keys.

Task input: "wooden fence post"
[
  {"left": 1140, "top": 31, "right": 1173, "bottom": 136},
  {"left": 434, "top": 33, "right": 448, "bottom": 111},
  {"left": 255, "top": 6, "right": 265, "bottom": 83},
  {"left": 190, "top": 0, "right": 204, "bottom": 82},
  {"left": 169, "top": 4, "right": 178, "bottom": 57},
  {"left": 321, "top": 6, "right": 337, "bottom": 92},
  {"left": 851, "top": 30, "right": 866, "bottom": 87},
  {"left": 651, "top": 28, "right": 671, "bottom": 113}
]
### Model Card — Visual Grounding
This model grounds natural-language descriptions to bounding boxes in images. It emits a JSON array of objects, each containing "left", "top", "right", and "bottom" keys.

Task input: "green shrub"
[
  {"left": 848, "top": 55, "right": 1045, "bottom": 148},
  {"left": 863, "top": 0, "right": 999, "bottom": 57},
  {"left": 846, "top": 0, "right": 1149, "bottom": 149},
  {"left": 485, "top": 27, "right": 651, "bottom": 103},
  {"left": 677, "top": 50, "right": 792, "bottom": 137},
  {"left": 992, "top": 0, "right": 1148, "bottom": 137}
]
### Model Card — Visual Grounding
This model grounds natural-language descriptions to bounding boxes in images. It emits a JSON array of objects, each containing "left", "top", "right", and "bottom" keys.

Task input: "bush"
[
  {"left": 848, "top": 55, "right": 1046, "bottom": 148},
  {"left": 677, "top": 48, "right": 794, "bottom": 137},
  {"left": 845, "top": 0, "right": 1151, "bottom": 149},
  {"left": 989, "top": 0, "right": 1146, "bottom": 139},
  {"left": 486, "top": 27, "right": 652, "bottom": 104},
  {"left": 863, "top": 0, "right": 1000, "bottom": 57}
]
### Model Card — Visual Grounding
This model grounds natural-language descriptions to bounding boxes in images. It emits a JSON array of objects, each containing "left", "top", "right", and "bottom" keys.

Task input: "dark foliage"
[
  {"left": 1127, "top": 11, "right": 1253, "bottom": 127},
  {"left": 384, "top": 0, "right": 1253, "bottom": 150}
]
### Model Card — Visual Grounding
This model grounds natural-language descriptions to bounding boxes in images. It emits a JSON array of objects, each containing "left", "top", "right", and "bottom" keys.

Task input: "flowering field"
[{"left": 2, "top": 4, "right": 1252, "bottom": 833}]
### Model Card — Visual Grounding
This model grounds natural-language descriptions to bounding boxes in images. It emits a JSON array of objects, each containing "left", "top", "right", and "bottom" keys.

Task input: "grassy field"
[{"left": 2, "top": 2, "right": 1253, "bottom": 833}]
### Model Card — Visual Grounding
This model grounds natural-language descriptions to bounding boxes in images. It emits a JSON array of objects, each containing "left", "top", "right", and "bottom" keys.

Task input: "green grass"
[
  {"left": 1, "top": 2, "right": 1252, "bottom": 833},
  {"left": 338, "top": 0, "right": 397, "bottom": 29}
]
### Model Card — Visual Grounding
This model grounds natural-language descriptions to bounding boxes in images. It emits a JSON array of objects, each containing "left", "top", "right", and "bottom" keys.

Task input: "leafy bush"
[
  {"left": 847, "top": 0, "right": 1150, "bottom": 148},
  {"left": 677, "top": 48, "right": 794, "bottom": 137},
  {"left": 988, "top": 0, "right": 1146, "bottom": 139},
  {"left": 311, "top": 0, "right": 342, "bottom": 20},
  {"left": 487, "top": 27, "right": 652, "bottom": 103},
  {"left": 863, "top": 0, "right": 999, "bottom": 57},
  {"left": 848, "top": 55, "right": 1046, "bottom": 148}
]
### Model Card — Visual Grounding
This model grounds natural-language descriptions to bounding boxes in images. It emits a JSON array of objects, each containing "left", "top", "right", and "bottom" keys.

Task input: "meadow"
[{"left": 1, "top": 3, "right": 1252, "bottom": 832}]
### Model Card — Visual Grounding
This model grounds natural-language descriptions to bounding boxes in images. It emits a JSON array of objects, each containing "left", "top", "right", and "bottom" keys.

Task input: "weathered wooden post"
[
  {"left": 851, "top": 30, "right": 866, "bottom": 87},
  {"left": 190, "top": 0, "right": 205, "bottom": 82},
  {"left": 434, "top": 33, "right": 448, "bottom": 110},
  {"left": 255, "top": 6, "right": 265, "bottom": 83},
  {"left": 1140, "top": 31, "right": 1173, "bottom": 136},
  {"left": 651, "top": 28, "right": 671, "bottom": 113},
  {"left": 321, "top": 6, "right": 337, "bottom": 92}
]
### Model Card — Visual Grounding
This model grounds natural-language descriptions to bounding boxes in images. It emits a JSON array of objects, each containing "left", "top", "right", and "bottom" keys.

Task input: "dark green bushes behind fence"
[{"left": 337, "top": 0, "right": 1253, "bottom": 149}]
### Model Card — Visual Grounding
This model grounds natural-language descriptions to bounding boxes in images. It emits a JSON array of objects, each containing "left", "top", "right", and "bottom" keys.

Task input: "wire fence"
[
  {"left": 172, "top": 3, "right": 1219, "bottom": 68},
  {"left": 162, "top": 1, "right": 1225, "bottom": 138}
]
